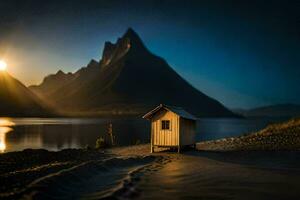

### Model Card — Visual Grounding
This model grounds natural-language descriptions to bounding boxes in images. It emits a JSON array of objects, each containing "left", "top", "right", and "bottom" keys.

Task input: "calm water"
[{"left": 0, "top": 117, "right": 288, "bottom": 153}]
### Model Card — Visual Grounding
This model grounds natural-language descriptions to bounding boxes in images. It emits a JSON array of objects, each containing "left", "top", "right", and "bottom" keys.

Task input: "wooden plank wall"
[
  {"left": 151, "top": 110, "right": 179, "bottom": 146},
  {"left": 180, "top": 118, "right": 196, "bottom": 146}
]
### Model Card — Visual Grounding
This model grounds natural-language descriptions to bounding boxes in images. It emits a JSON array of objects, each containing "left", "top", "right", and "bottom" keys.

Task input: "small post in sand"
[{"left": 108, "top": 123, "right": 114, "bottom": 146}]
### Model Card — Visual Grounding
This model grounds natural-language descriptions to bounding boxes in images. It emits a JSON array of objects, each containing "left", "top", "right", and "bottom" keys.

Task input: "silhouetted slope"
[
  {"left": 29, "top": 70, "right": 75, "bottom": 98},
  {"left": 30, "top": 28, "right": 237, "bottom": 117},
  {"left": 29, "top": 59, "right": 100, "bottom": 100},
  {"left": 0, "top": 72, "right": 51, "bottom": 116}
]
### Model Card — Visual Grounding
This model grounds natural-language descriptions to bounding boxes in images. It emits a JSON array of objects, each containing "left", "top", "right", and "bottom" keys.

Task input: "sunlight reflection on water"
[
  {"left": 0, "top": 118, "right": 15, "bottom": 127},
  {"left": 0, "top": 118, "right": 15, "bottom": 152},
  {"left": 0, "top": 127, "right": 13, "bottom": 153}
]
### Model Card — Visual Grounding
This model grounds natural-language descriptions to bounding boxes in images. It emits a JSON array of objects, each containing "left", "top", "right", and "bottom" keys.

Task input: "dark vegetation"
[{"left": 95, "top": 137, "right": 107, "bottom": 149}]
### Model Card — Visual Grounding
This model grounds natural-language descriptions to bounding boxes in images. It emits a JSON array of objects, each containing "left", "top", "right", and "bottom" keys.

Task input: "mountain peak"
[
  {"left": 123, "top": 27, "right": 139, "bottom": 39},
  {"left": 87, "top": 59, "right": 99, "bottom": 66},
  {"left": 100, "top": 28, "right": 150, "bottom": 66},
  {"left": 56, "top": 70, "right": 65, "bottom": 75},
  {"left": 122, "top": 28, "right": 145, "bottom": 49},
  {"left": 125, "top": 27, "right": 135, "bottom": 33},
  {"left": 100, "top": 28, "right": 147, "bottom": 66}
]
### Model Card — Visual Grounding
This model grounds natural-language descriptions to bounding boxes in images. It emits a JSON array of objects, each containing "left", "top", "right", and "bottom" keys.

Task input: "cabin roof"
[{"left": 142, "top": 104, "right": 197, "bottom": 120}]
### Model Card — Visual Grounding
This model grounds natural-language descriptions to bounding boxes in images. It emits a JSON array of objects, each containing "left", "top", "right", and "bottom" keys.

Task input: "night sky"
[{"left": 0, "top": 0, "right": 299, "bottom": 108}]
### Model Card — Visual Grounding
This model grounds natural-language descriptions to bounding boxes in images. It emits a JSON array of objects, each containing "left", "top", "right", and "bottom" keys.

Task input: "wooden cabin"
[{"left": 143, "top": 104, "right": 197, "bottom": 153}]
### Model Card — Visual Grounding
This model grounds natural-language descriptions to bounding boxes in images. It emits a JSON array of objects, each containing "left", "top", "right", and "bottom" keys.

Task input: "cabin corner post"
[
  {"left": 178, "top": 116, "right": 181, "bottom": 153},
  {"left": 150, "top": 120, "right": 154, "bottom": 153},
  {"left": 151, "top": 138, "right": 154, "bottom": 153}
]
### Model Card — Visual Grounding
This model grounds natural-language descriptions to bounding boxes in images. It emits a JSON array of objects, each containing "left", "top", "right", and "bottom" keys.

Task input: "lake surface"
[{"left": 0, "top": 117, "right": 288, "bottom": 153}]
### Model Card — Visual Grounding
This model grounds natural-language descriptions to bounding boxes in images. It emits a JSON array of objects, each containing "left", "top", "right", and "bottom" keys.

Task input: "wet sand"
[
  {"left": 0, "top": 149, "right": 109, "bottom": 199},
  {"left": 138, "top": 151, "right": 300, "bottom": 200}
]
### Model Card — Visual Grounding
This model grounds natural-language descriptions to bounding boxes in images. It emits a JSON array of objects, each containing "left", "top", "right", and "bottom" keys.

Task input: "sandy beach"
[
  {"left": 138, "top": 150, "right": 300, "bottom": 200},
  {"left": 0, "top": 145, "right": 159, "bottom": 200},
  {"left": 1, "top": 144, "right": 300, "bottom": 200}
]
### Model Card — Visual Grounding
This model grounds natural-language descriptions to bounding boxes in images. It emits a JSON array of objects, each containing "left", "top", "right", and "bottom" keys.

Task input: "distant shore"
[{"left": 197, "top": 118, "right": 300, "bottom": 151}]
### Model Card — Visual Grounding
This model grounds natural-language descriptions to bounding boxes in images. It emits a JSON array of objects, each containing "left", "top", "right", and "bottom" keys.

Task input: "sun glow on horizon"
[{"left": 0, "top": 60, "right": 7, "bottom": 71}]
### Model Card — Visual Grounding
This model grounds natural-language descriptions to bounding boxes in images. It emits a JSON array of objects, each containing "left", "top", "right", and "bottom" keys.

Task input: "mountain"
[
  {"left": 0, "top": 72, "right": 51, "bottom": 117},
  {"left": 233, "top": 104, "right": 300, "bottom": 118},
  {"left": 29, "top": 70, "right": 76, "bottom": 99},
  {"left": 29, "top": 28, "right": 237, "bottom": 118}
]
